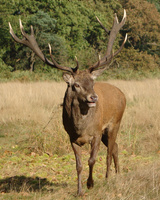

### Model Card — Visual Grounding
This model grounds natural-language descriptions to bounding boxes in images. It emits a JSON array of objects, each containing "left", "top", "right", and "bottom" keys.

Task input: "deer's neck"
[{"left": 63, "top": 87, "right": 96, "bottom": 131}]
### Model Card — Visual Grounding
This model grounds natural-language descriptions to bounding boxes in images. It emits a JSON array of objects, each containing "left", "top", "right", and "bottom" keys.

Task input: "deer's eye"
[{"left": 74, "top": 83, "right": 80, "bottom": 88}]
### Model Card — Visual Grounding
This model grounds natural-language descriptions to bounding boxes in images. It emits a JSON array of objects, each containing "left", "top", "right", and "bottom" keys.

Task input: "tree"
[
  {"left": 147, "top": 0, "right": 160, "bottom": 12},
  {"left": 120, "top": 0, "right": 160, "bottom": 52}
]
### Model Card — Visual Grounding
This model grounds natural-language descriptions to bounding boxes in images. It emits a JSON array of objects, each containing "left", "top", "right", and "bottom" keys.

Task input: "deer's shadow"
[{"left": 0, "top": 176, "right": 67, "bottom": 193}]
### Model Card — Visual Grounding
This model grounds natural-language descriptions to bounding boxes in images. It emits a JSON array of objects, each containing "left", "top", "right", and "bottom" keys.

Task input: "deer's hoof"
[
  {"left": 87, "top": 179, "right": 94, "bottom": 189},
  {"left": 77, "top": 190, "right": 84, "bottom": 196}
]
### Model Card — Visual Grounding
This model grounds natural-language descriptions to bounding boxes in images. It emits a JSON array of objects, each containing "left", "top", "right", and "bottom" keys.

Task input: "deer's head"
[{"left": 63, "top": 70, "right": 100, "bottom": 107}]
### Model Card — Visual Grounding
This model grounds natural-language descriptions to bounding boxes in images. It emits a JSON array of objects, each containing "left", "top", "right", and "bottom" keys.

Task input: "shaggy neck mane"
[{"left": 63, "top": 85, "right": 96, "bottom": 129}]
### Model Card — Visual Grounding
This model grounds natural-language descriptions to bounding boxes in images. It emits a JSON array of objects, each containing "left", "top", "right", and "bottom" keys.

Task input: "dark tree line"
[{"left": 0, "top": 0, "right": 160, "bottom": 78}]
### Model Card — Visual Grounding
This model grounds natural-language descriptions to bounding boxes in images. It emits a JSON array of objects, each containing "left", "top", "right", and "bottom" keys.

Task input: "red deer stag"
[{"left": 9, "top": 10, "right": 127, "bottom": 196}]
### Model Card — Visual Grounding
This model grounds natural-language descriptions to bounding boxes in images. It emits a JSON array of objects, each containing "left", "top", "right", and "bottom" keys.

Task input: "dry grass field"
[{"left": 0, "top": 79, "right": 160, "bottom": 200}]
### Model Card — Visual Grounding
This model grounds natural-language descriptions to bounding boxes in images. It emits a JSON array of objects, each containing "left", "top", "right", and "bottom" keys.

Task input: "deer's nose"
[
  {"left": 88, "top": 94, "right": 98, "bottom": 103},
  {"left": 91, "top": 95, "right": 98, "bottom": 102}
]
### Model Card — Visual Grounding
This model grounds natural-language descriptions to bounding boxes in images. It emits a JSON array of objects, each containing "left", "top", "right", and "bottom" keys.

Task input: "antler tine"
[
  {"left": 114, "top": 9, "right": 126, "bottom": 27},
  {"left": 48, "top": 44, "right": 74, "bottom": 74},
  {"left": 121, "top": 9, "right": 126, "bottom": 25},
  {"left": 9, "top": 22, "right": 13, "bottom": 35},
  {"left": 19, "top": 19, "right": 23, "bottom": 33},
  {"left": 48, "top": 43, "right": 55, "bottom": 65},
  {"left": 30, "top": 25, "right": 34, "bottom": 36},
  {"left": 75, "top": 56, "right": 79, "bottom": 70},
  {"left": 48, "top": 43, "right": 52, "bottom": 56},
  {"left": 9, "top": 22, "right": 23, "bottom": 44},
  {"left": 48, "top": 43, "right": 60, "bottom": 66},
  {"left": 89, "top": 54, "right": 101, "bottom": 72},
  {"left": 19, "top": 19, "right": 28, "bottom": 37},
  {"left": 113, "top": 33, "right": 127, "bottom": 57},
  {"left": 114, "top": 13, "right": 119, "bottom": 25},
  {"left": 96, "top": 16, "right": 110, "bottom": 34}
]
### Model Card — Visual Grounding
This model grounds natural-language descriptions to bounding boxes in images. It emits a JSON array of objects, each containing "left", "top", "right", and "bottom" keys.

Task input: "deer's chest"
[{"left": 63, "top": 106, "right": 100, "bottom": 145}]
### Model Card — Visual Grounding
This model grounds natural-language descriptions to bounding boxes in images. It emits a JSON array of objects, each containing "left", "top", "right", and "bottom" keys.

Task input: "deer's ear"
[
  {"left": 90, "top": 70, "right": 103, "bottom": 80},
  {"left": 63, "top": 73, "right": 74, "bottom": 86}
]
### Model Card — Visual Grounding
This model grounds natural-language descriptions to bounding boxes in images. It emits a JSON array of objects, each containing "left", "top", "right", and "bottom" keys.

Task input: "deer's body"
[
  {"left": 63, "top": 80, "right": 126, "bottom": 146},
  {"left": 9, "top": 10, "right": 127, "bottom": 196},
  {"left": 62, "top": 71, "right": 126, "bottom": 195}
]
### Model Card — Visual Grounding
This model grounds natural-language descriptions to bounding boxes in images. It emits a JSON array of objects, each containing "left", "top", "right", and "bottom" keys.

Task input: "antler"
[
  {"left": 89, "top": 9, "right": 127, "bottom": 72},
  {"left": 9, "top": 19, "right": 77, "bottom": 74}
]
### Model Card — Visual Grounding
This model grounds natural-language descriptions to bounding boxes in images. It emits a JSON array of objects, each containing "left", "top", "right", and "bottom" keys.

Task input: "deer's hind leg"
[
  {"left": 112, "top": 142, "right": 120, "bottom": 174},
  {"left": 101, "top": 123, "right": 120, "bottom": 178}
]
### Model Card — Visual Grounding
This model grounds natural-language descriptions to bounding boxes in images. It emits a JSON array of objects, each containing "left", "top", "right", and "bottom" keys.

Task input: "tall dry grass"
[
  {"left": 0, "top": 79, "right": 160, "bottom": 155},
  {"left": 0, "top": 81, "right": 70, "bottom": 155},
  {"left": 0, "top": 79, "right": 160, "bottom": 199},
  {"left": 111, "top": 79, "right": 160, "bottom": 156},
  {"left": 0, "top": 81, "right": 65, "bottom": 124}
]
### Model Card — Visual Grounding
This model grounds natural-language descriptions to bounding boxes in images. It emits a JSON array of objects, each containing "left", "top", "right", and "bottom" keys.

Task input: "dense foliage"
[{"left": 0, "top": 0, "right": 160, "bottom": 80}]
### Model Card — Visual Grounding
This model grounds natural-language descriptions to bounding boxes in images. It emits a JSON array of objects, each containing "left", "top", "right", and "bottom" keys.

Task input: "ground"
[{"left": 0, "top": 79, "right": 160, "bottom": 199}]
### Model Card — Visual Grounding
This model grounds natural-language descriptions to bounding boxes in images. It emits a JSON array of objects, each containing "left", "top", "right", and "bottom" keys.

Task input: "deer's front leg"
[
  {"left": 71, "top": 142, "right": 83, "bottom": 196},
  {"left": 87, "top": 135, "right": 101, "bottom": 189}
]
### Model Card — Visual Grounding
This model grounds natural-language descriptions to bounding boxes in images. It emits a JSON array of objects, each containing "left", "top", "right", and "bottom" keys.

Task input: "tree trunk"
[{"left": 30, "top": 52, "right": 35, "bottom": 72}]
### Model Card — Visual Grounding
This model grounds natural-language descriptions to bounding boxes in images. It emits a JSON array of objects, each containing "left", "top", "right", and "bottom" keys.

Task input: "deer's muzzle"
[{"left": 87, "top": 94, "right": 98, "bottom": 108}]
